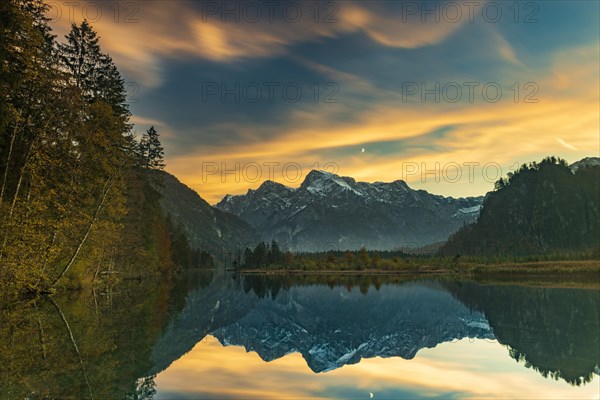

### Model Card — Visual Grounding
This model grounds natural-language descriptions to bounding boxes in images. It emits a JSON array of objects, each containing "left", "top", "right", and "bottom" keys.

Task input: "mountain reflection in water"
[{"left": 0, "top": 272, "right": 598, "bottom": 399}]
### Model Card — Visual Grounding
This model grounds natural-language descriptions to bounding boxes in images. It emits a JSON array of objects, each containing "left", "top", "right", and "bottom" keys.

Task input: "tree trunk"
[
  {"left": 0, "top": 124, "right": 47, "bottom": 259},
  {"left": 50, "top": 176, "right": 114, "bottom": 289},
  {"left": 0, "top": 121, "right": 20, "bottom": 206}
]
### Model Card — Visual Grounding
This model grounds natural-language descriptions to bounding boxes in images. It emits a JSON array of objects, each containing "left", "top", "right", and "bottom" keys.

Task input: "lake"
[{"left": 1, "top": 272, "right": 598, "bottom": 399}]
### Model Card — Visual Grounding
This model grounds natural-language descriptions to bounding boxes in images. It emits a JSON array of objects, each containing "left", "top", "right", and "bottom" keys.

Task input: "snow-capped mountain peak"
[
  {"left": 300, "top": 170, "right": 363, "bottom": 196},
  {"left": 215, "top": 169, "right": 484, "bottom": 250}
]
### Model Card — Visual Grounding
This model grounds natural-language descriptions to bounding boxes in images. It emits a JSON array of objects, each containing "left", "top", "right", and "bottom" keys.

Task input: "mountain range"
[
  {"left": 156, "top": 156, "right": 598, "bottom": 255},
  {"left": 216, "top": 170, "right": 483, "bottom": 251}
]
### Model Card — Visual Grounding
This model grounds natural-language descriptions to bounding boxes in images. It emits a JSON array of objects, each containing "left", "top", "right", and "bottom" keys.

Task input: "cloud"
[
  {"left": 128, "top": 115, "right": 177, "bottom": 141},
  {"left": 46, "top": 2, "right": 599, "bottom": 204},
  {"left": 556, "top": 138, "right": 578, "bottom": 151},
  {"left": 165, "top": 44, "right": 599, "bottom": 203},
  {"left": 48, "top": 1, "right": 465, "bottom": 88}
]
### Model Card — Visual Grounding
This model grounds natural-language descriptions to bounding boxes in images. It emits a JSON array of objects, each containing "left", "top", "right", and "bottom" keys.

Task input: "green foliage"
[
  {"left": 58, "top": 19, "right": 129, "bottom": 117},
  {"left": 241, "top": 240, "right": 286, "bottom": 269},
  {"left": 239, "top": 241, "right": 422, "bottom": 272}
]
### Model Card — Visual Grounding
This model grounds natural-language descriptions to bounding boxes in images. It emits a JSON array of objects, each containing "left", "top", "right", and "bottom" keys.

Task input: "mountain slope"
[
  {"left": 441, "top": 157, "right": 600, "bottom": 256},
  {"left": 153, "top": 171, "right": 259, "bottom": 253},
  {"left": 216, "top": 170, "right": 483, "bottom": 250}
]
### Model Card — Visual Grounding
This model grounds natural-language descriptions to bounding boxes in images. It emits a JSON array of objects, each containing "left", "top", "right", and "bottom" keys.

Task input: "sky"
[{"left": 47, "top": 0, "right": 600, "bottom": 203}]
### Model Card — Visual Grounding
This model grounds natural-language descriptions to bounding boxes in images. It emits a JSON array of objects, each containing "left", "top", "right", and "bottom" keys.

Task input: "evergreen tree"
[
  {"left": 139, "top": 126, "right": 165, "bottom": 170},
  {"left": 0, "top": 2, "right": 174, "bottom": 294},
  {"left": 168, "top": 218, "right": 192, "bottom": 269},
  {"left": 255, "top": 242, "right": 268, "bottom": 267},
  {"left": 243, "top": 247, "right": 254, "bottom": 268},
  {"left": 271, "top": 240, "right": 282, "bottom": 264},
  {"left": 441, "top": 156, "right": 600, "bottom": 258},
  {"left": 59, "top": 20, "right": 129, "bottom": 117}
]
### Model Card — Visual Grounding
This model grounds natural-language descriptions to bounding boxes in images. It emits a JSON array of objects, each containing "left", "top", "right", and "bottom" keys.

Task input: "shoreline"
[{"left": 236, "top": 259, "right": 600, "bottom": 276}]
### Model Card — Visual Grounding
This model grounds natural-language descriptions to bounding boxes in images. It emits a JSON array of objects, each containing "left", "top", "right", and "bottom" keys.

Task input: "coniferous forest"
[
  {"left": 0, "top": 0, "right": 203, "bottom": 296},
  {"left": 441, "top": 157, "right": 600, "bottom": 258}
]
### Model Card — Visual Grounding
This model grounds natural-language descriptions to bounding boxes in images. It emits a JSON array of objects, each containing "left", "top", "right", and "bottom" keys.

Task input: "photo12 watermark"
[
  {"left": 200, "top": 1, "right": 340, "bottom": 24},
  {"left": 201, "top": 161, "right": 340, "bottom": 184},
  {"left": 400, "top": 161, "right": 526, "bottom": 184},
  {"left": 401, "top": 82, "right": 539, "bottom": 104},
  {"left": 395, "top": 1, "right": 540, "bottom": 24},
  {"left": 46, "top": 1, "right": 141, "bottom": 23},
  {"left": 200, "top": 81, "right": 340, "bottom": 104}
]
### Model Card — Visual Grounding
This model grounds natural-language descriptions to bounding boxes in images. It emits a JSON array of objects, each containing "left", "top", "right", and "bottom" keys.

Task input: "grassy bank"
[{"left": 238, "top": 259, "right": 600, "bottom": 277}]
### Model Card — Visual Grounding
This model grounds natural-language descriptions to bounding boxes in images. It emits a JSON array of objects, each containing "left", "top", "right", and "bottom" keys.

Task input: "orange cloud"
[
  {"left": 46, "top": 3, "right": 599, "bottom": 203},
  {"left": 48, "top": 1, "right": 466, "bottom": 87},
  {"left": 163, "top": 43, "right": 598, "bottom": 203}
]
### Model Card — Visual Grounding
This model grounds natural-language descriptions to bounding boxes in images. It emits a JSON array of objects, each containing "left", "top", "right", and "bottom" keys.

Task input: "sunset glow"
[{"left": 47, "top": 0, "right": 600, "bottom": 203}]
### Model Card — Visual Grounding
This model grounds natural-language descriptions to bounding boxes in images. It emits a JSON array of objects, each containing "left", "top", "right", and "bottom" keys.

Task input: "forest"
[
  {"left": 0, "top": 0, "right": 205, "bottom": 297},
  {"left": 441, "top": 156, "right": 600, "bottom": 258}
]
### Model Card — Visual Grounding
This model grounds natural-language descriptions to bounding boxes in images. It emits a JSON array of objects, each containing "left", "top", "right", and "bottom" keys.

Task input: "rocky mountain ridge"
[{"left": 216, "top": 170, "right": 483, "bottom": 250}]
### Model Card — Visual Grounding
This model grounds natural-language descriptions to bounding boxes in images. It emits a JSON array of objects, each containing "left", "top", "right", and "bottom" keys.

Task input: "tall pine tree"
[
  {"left": 139, "top": 126, "right": 165, "bottom": 170},
  {"left": 59, "top": 20, "right": 129, "bottom": 118}
]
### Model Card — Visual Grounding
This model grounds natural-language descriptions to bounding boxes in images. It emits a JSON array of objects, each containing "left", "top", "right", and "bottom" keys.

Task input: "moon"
[
  {"left": 369, "top": 393, "right": 374, "bottom": 398},
  {"left": 361, "top": 148, "right": 365, "bottom": 153}
]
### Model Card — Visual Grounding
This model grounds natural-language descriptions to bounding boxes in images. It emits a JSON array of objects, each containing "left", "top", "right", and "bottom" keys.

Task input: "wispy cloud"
[
  {"left": 556, "top": 138, "right": 578, "bottom": 151},
  {"left": 49, "top": 1, "right": 466, "bottom": 88},
  {"left": 167, "top": 44, "right": 599, "bottom": 202},
  {"left": 47, "top": 1, "right": 600, "bottom": 203}
]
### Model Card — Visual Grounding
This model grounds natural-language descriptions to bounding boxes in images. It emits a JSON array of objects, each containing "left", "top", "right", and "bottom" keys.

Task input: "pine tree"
[
  {"left": 243, "top": 247, "right": 254, "bottom": 268},
  {"left": 271, "top": 240, "right": 282, "bottom": 264},
  {"left": 139, "top": 126, "right": 165, "bottom": 170},
  {"left": 59, "top": 20, "right": 129, "bottom": 117},
  {"left": 168, "top": 218, "right": 192, "bottom": 269},
  {"left": 254, "top": 242, "right": 268, "bottom": 268}
]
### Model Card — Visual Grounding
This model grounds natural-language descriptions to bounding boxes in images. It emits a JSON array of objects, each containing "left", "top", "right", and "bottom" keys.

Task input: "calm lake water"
[{"left": 1, "top": 272, "right": 598, "bottom": 399}]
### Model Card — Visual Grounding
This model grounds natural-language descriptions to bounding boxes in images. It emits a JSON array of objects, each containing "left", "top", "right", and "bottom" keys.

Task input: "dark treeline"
[
  {"left": 440, "top": 156, "right": 600, "bottom": 258},
  {"left": 238, "top": 241, "right": 416, "bottom": 271},
  {"left": 241, "top": 240, "right": 286, "bottom": 269},
  {"left": 0, "top": 0, "right": 206, "bottom": 296},
  {"left": 167, "top": 216, "right": 214, "bottom": 270}
]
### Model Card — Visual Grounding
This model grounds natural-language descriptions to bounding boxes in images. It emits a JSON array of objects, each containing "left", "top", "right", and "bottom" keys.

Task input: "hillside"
[
  {"left": 154, "top": 171, "right": 259, "bottom": 254},
  {"left": 441, "top": 157, "right": 600, "bottom": 257}
]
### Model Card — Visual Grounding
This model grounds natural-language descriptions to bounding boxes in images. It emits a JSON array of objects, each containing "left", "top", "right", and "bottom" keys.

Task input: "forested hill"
[
  {"left": 0, "top": 1, "right": 229, "bottom": 296},
  {"left": 440, "top": 157, "right": 600, "bottom": 257}
]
